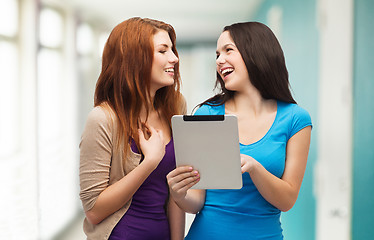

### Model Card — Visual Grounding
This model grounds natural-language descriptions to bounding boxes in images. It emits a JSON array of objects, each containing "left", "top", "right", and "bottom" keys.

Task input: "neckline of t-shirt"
[{"left": 222, "top": 100, "right": 280, "bottom": 148}]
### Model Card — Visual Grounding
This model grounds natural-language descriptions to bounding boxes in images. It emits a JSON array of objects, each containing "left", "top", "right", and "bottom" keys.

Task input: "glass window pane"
[
  {"left": 39, "top": 8, "right": 63, "bottom": 48},
  {"left": 37, "top": 48, "right": 63, "bottom": 238},
  {"left": 76, "top": 23, "right": 94, "bottom": 55},
  {"left": 37, "top": 48, "right": 63, "bottom": 143},
  {"left": 98, "top": 31, "right": 110, "bottom": 57},
  {"left": 0, "top": 0, "right": 18, "bottom": 37},
  {"left": 37, "top": 48, "right": 78, "bottom": 238},
  {"left": 0, "top": 41, "right": 19, "bottom": 158}
]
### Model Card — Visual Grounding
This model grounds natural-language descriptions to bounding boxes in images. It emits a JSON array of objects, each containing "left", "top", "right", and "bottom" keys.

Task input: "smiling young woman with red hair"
[{"left": 79, "top": 17, "right": 186, "bottom": 240}]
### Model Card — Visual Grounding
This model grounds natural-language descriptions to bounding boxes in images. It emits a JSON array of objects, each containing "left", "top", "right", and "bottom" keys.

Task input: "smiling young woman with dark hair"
[
  {"left": 79, "top": 17, "right": 186, "bottom": 240},
  {"left": 200, "top": 22, "right": 296, "bottom": 108},
  {"left": 167, "top": 22, "right": 312, "bottom": 240}
]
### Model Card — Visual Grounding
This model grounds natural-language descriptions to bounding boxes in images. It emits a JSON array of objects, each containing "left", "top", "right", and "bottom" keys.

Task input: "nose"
[
  {"left": 216, "top": 54, "right": 225, "bottom": 65},
  {"left": 169, "top": 51, "right": 179, "bottom": 64}
]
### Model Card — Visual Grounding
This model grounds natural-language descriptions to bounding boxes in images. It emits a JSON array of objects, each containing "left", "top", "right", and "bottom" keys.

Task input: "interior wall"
[
  {"left": 352, "top": 0, "right": 374, "bottom": 239},
  {"left": 178, "top": 43, "right": 217, "bottom": 114},
  {"left": 316, "top": 0, "right": 354, "bottom": 239},
  {"left": 253, "top": 1, "right": 319, "bottom": 239}
]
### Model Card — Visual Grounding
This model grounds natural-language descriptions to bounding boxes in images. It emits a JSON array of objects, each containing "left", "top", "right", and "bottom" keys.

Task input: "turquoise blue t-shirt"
[{"left": 185, "top": 101, "right": 312, "bottom": 240}]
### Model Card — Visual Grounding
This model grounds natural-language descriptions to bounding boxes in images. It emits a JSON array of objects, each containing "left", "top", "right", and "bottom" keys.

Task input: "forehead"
[
  {"left": 217, "top": 31, "right": 235, "bottom": 48},
  {"left": 153, "top": 30, "right": 172, "bottom": 46}
]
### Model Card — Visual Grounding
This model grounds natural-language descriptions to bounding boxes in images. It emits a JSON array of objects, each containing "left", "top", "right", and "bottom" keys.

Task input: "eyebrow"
[
  {"left": 156, "top": 43, "right": 173, "bottom": 48},
  {"left": 216, "top": 43, "right": 236, "bottom": 54}
]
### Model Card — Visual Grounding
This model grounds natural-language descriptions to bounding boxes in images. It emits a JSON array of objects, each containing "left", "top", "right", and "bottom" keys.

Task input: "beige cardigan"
[
  {"left": 79, "top": 101, "right": 186, "bottom": 239},
  {"left": 79, "top": 106, "right": 142, "bottom": 239}
]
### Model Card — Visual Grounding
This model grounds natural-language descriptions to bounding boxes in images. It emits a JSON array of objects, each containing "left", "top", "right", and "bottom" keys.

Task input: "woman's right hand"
[
  {"left": 138, "top": 125, "right": 166, "bottom": 170},
  {"left": 167, "top": 166, "right": 200, "bottom": 201}
]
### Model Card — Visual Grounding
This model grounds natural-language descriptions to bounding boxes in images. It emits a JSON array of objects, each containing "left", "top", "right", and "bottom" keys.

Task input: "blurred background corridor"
[{"left": 0, "top": 0, "right": 373, "bottom": 239}]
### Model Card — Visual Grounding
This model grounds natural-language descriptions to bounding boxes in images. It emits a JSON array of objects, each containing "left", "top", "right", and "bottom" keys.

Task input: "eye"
[
  {"left": 226, "top": 48, "right": 233, "bottom": 52},
  {"left": 159, "top": 50, "right": 167, "bottom": 54}
]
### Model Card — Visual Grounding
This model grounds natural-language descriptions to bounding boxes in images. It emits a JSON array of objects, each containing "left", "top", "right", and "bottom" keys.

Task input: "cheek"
[{"left": 152, "top": 54, "right": 163, "bottom": 68}]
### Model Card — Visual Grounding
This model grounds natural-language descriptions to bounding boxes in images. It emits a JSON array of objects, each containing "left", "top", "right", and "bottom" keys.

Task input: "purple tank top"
[{"left": 109, "top": 138, "right": 176, "bottom": 240}]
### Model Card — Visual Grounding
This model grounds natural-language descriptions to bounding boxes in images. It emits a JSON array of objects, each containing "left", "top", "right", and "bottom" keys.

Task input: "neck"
[
  {"left": 140, "top": 100, "right": 156, "bottom": 120},
  {"left": 228, "top": 90, "right": 274, "bottom": 117}
]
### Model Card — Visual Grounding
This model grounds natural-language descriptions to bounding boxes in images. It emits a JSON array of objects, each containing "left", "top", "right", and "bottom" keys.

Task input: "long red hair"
[{"left": 94, "top": 17, "right": 183, "bottom": 156}]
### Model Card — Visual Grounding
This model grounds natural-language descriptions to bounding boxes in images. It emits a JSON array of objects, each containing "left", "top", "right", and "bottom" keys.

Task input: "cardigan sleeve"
[{"left": 79, "top": 107, "right": 113, "bottom": 212}]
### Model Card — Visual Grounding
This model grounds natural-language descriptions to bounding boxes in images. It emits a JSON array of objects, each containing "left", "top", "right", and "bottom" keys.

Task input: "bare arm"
[
  {"left": 241, "top": 126, "right": 311, "bottom": 211},
  {"left": 85, "top": 126, "right": 166, "bottom": 224},
  {"left": 168, "top": 197, "right": 185, "bottom": 240},
  {"left": 167, "top": 166, "right": 205, "bottom": 214}
]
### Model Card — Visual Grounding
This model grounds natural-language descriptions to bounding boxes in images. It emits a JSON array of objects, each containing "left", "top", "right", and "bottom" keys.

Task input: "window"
[
  {"left": 0, "top": 0, "right": 18, "bottom": 37},
  {"left": 0, "top": 0, "right": 19, "bottom": 159},
  {"left": 39, "top": 8, "right": 63, "bottom": 48},
  {"left": 76, "top": 23, "right": 94, "bottom": 56},
  {"left": 38, "top": 7, "right": 68, "bottom": 239}
]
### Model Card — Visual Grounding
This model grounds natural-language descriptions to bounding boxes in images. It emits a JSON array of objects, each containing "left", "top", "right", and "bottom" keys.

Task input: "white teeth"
[
  {"left": 221, "top": 68, "right": 234, "bottom": 75},
  {"left": 165, "top": 68, "right": 174, "bottom": 73}
]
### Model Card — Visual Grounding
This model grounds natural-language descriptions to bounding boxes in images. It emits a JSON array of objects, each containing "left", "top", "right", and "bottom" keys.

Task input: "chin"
[
  {"left": 223, "top": 82, "right": 235, "bottom": 91},
  {"left": 225, "top": 85, "right": 241, "bottom": 93},
  {"left": 156, "top": 80, "right": 174, "bottom": 90},
  {"left": 165, "top": 78, "right": 175, "bottom": 86}
]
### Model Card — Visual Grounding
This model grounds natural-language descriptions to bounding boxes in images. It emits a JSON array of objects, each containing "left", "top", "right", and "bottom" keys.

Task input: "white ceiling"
[{"left": 60, "top": 0, "right": 263, "bottom": 43}]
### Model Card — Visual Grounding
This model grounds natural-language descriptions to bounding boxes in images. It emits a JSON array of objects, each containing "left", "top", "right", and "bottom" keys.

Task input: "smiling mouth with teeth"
[
  {"left": 221, "top": 68, "right": 234, "bottom": 77},
  {"left": 165, "top": 68, "right": 174, "bottom": 73}
]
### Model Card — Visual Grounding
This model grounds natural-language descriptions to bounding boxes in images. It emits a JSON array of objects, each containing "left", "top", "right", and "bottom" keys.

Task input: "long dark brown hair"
[
  {"left": 200, "top": 21, "right": 296, "bottom": 107},
  {"left": 94, "top": 17, "right": 183, "bottom": 156}
]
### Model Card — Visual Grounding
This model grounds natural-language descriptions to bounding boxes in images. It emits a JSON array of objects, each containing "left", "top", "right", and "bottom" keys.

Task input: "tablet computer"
[{"left": 171, "top": 115, "right": 242, "bottom": 189}]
